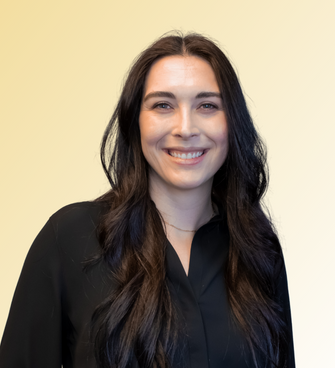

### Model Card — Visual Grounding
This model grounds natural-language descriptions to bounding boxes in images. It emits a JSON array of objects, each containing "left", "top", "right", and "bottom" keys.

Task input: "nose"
[{"left": 172, "top": 107, "right": 199, "bottom": 139}]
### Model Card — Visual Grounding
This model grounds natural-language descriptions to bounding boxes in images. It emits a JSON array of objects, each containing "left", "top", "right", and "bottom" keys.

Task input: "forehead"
[{"left": 143, "top": 55, "right": 220, "bottom": 93}]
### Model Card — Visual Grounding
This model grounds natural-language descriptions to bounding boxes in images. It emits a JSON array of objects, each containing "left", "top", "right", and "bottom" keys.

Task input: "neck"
[{"left": 149, "top": 177, "right": 214, "bottom": 233}]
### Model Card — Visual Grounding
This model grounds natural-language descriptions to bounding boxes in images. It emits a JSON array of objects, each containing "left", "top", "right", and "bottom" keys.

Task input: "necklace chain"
[{"left": 164, "top": 211, "right": 216, "bottom": 233}]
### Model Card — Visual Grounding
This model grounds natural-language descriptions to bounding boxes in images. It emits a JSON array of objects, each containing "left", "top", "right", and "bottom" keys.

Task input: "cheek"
[
  {"left": 139, "top": 113, "right": 168, "bottom": 149},
  {"left": 208, "top": 122, "right": 229, "bottom": 172},
  {"left": 210, "top": 119, "right": 229, "bottom": 152},
  {"left": 139, "top": 116, "right": 168, "bottom": 170},
  {"left": 217, "top": 130, "right": 229, "bottom": 153}
]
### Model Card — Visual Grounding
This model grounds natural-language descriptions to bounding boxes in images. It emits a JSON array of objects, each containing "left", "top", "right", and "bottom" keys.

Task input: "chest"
[{"left": 165, "top": 222, "right": 254, "bottom": 368}]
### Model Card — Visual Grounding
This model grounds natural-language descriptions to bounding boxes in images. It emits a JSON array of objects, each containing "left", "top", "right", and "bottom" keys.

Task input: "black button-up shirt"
[{"left": 0, "top": 202, "right": 295, "bottom": 367}]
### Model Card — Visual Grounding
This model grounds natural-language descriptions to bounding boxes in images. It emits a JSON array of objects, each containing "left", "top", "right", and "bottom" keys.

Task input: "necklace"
[{"left": 164, "top": 210, "right": 216, "bottom": 233}]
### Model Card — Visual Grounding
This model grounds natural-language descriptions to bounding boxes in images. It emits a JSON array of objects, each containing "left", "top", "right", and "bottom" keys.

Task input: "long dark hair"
[{"left": 92, "top": 32, "right": 288, "bottom": 368}]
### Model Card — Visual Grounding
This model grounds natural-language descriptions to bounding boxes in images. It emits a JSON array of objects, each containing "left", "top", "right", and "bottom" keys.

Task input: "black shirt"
[{"left": 0, "top": 201, "right": 295, "bottom": 367}]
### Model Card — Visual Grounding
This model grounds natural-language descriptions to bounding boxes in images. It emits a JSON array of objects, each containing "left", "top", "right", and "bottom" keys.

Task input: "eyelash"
[
  {"left": 200, "top": 103, "right": 217, "bottom": 109},
  {"left": 153, "top": 102, "right": 218, "bottom": 110},
  {"left": 154, "top": 103, "right": 171, "bottom": 109}
]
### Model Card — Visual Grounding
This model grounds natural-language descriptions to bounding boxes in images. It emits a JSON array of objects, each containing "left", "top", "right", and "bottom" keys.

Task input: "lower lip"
[{"left": 165, "top": 151, "right": 207, "bottom": 165}]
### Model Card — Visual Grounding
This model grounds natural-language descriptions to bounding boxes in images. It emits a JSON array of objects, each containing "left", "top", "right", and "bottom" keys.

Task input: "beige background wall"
[{"left": 1, "top": 0, "right": 334, "bottom": 366}]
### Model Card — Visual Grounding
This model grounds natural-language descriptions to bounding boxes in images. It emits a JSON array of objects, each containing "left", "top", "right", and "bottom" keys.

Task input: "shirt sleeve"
[
  {"left": 0, "top": 219, "right": 63, "bottom": 368},
  {"left": 275, "top": 257, "right": 296, "bottom": 368}
]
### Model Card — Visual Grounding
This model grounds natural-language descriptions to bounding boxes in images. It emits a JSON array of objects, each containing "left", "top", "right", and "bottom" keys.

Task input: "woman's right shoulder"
[
  {"left": 26, "top": 200, "right": 109, "bottom": 265},
  {"left": 49, "top": 200, "right": 108, "bottom": 231}
]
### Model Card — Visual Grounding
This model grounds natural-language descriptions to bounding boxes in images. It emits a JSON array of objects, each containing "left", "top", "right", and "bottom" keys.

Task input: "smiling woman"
[
  {"left": 0, "top": 33, "right": 295, "bottom": 368},
  {"left": 140, "top": 55, "right": 228, "bottom": 191},
  {"left": 139, "top": 55, "right": 229, "bottom": 274}
]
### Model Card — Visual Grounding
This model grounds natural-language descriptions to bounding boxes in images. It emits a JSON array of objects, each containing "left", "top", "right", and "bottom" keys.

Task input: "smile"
[{"left": 168, "top": 150, "right": 204, "bottom": 159}]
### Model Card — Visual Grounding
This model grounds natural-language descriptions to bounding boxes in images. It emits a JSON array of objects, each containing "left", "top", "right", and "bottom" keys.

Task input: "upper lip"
[{"left": 164, "top": 147, "right": 209, "bottom": 153}]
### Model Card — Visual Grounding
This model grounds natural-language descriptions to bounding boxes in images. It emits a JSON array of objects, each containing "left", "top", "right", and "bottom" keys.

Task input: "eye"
[
  {"left": 200, "top": 103, "right": 217, "bottom": 110},
  {"left": 154, "top": 103, "right": 172, "bottom": 110}
]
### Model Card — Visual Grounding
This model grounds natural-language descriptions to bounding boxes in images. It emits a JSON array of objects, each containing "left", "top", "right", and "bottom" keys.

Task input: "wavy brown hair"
[{"left": 92, "top": 32, "right": 289, "bottom": 368}]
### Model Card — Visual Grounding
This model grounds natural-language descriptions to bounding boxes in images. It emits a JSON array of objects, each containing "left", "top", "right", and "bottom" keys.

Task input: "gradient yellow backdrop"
[{"left": 1, "top": 1, "right": 334, "bottom": 366}]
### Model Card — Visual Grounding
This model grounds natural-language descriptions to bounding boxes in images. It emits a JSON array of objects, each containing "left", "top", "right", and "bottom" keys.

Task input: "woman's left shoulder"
[{"left": 273, "top": 246, "right": 288, "bottom": 281}]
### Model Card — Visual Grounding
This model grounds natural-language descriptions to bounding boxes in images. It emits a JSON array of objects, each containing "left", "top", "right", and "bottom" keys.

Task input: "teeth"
[{"left": 169, "top": 151, "right": 204, "bottom": 159}]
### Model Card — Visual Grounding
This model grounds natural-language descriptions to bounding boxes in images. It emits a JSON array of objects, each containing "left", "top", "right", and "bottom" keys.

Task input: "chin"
[{"left": 168, "top": 177, "right": 212, "bottom": 191}]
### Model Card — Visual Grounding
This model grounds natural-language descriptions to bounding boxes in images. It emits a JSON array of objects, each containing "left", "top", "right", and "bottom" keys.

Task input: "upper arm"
[{"left": 0, "top": 219, "right": 63, "bottom": 368}]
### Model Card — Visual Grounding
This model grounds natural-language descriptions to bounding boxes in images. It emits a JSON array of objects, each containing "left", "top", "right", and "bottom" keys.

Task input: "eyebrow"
[{"left": 143, "top": 91, "right": 222, "bottom": 102}]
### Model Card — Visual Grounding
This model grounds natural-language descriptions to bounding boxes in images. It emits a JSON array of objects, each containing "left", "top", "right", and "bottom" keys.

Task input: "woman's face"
[{"left": 139, "top": 55, "right": 229, "bottom": 192}]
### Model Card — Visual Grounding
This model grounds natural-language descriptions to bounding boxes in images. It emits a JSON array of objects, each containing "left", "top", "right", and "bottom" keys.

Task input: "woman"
[{"left": 0, "top": 33, "right": 295, "bottom": 368}]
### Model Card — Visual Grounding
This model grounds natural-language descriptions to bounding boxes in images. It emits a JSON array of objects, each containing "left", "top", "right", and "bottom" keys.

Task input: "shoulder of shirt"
[
  {"left": 25, "top": 201, "right": 108, "bottom": 264},
  {"left": 49, "top": 200, "right": 108, "bottom": 232}
]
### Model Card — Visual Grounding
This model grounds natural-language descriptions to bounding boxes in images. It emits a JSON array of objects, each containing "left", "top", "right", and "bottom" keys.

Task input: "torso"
[{"left": 0, "top": 201, "right": 294, "bottom": 368}]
